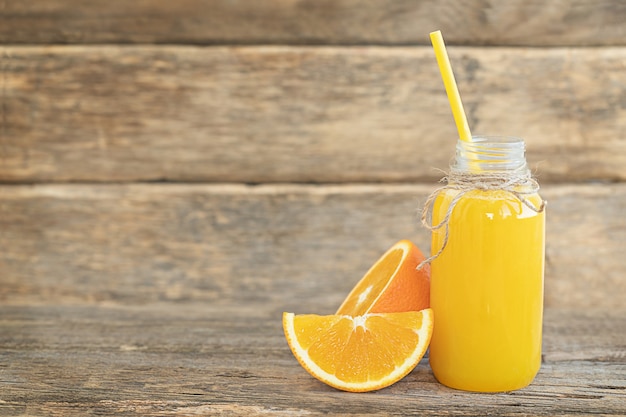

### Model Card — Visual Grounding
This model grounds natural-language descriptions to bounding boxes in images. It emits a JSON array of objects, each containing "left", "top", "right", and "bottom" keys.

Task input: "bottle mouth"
[
  {"left": 470, "top": 135, "right": 523, "bottom": 144},
  {"left": 454, "top": 135, "right": 528, "bottom": 172}
]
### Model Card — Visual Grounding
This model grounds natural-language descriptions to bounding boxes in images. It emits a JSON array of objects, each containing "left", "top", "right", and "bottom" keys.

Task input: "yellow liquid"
[{"left": 429, "top": 189, "right": 545, "bottom": 392}]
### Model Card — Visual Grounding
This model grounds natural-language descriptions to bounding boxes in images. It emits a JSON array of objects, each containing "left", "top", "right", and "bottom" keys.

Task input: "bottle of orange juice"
[{"left": 426, "top": 135, "right": 546, "bottom": 392}]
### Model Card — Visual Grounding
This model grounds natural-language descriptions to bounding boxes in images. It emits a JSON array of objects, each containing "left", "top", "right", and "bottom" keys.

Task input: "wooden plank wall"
[{"left": 1, "top": 1, "right": 625, "bottom": 309}]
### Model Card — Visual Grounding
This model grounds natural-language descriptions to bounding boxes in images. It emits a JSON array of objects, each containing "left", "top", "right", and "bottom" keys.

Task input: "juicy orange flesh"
[
  {"left": 293, "top": 312, "right": 422, "bottom": 383},
  {"left": 337, "top": 249, "right": 404, "bottom": 316}
]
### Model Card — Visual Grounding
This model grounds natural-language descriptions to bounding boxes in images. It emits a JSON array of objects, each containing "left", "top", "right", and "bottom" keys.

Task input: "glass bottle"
[{"left": 427, "top": 136, "right": 546, "bottom": 392}]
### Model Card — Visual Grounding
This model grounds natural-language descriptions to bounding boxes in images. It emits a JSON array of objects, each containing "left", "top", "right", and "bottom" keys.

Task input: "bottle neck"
[{"left": 453, "top": 136, "right": 528, "bottom": 174}]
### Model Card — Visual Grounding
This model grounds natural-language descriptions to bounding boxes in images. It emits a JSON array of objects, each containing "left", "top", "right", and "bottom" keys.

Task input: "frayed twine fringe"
[{"left": 417, "top": 168, "right": 546, "bottom": 271}]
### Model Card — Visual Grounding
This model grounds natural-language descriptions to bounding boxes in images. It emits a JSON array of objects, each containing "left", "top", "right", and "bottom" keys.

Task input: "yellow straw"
[{"left": 430, "top": 30, "right": 472, "bottom": 142}]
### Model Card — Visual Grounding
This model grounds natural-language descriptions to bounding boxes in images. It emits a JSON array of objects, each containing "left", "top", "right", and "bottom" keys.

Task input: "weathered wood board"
[
  {"left": 0, "top": 304, "right": 624, "bottom": 416},
  {"left": 1, "top": 183, "right": 624, "bottom": 309},
  {"left": 1, "top": 0, "right": 625, "bottom": 46},
  {"left": 3, "top": 46, "right": 626, "bottom": 183}
]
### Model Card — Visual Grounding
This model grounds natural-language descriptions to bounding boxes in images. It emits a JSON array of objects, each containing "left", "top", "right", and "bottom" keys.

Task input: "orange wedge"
[
  {"left": 283, "top": 309, "right": 433, "bottom": 392},
  {"left": 336, "top": 240, "right": 430, "bottom": 316}
]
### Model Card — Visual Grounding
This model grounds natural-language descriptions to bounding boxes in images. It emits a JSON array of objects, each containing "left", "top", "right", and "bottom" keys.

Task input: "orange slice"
[
  {"left": 283, "top": 309, "right": 433, "bottom": 392},
  {"left": 336, "top": 240, "right": 430, "bottom": 316}
]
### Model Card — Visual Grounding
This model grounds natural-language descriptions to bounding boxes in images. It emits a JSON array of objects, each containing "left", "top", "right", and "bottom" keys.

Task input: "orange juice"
[{"left": 427, "top": 137, "right": 545, "bottom": 392}]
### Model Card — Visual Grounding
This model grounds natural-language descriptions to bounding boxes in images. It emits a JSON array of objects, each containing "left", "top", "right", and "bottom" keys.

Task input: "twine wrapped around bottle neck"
[{"left": 417, "top": 167, "right": 546, "bottom": 270}]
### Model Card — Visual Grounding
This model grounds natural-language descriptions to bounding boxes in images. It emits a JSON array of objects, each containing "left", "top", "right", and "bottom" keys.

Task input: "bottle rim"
[
  {"left": 469, "top": 135, "right": 524, "bottom": 144},
  {"left": 454, "top": 135, "right": 528, "bottom": 172}
]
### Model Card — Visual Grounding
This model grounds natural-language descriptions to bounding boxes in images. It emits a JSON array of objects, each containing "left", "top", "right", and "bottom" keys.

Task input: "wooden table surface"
[
  {"left": 2, "top": 302, "right": 625, "bottom": 416},
  {"left": 1, "top": 183, "right": 625, "bottom": 415}
]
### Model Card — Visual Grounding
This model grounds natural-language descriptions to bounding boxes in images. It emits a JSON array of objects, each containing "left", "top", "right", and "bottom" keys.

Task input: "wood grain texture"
[
  {"left": 0, "top": 304, "right": 624, "bottom": 416},
  {"left": 3, "top": 46, "right": 626, "bottom": 183},
  {"left": 1, "top": 0, "right": 625, "bottom": 46},
  {"left": 1, "top": 183, "right": 624, "bottom": 309}
]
